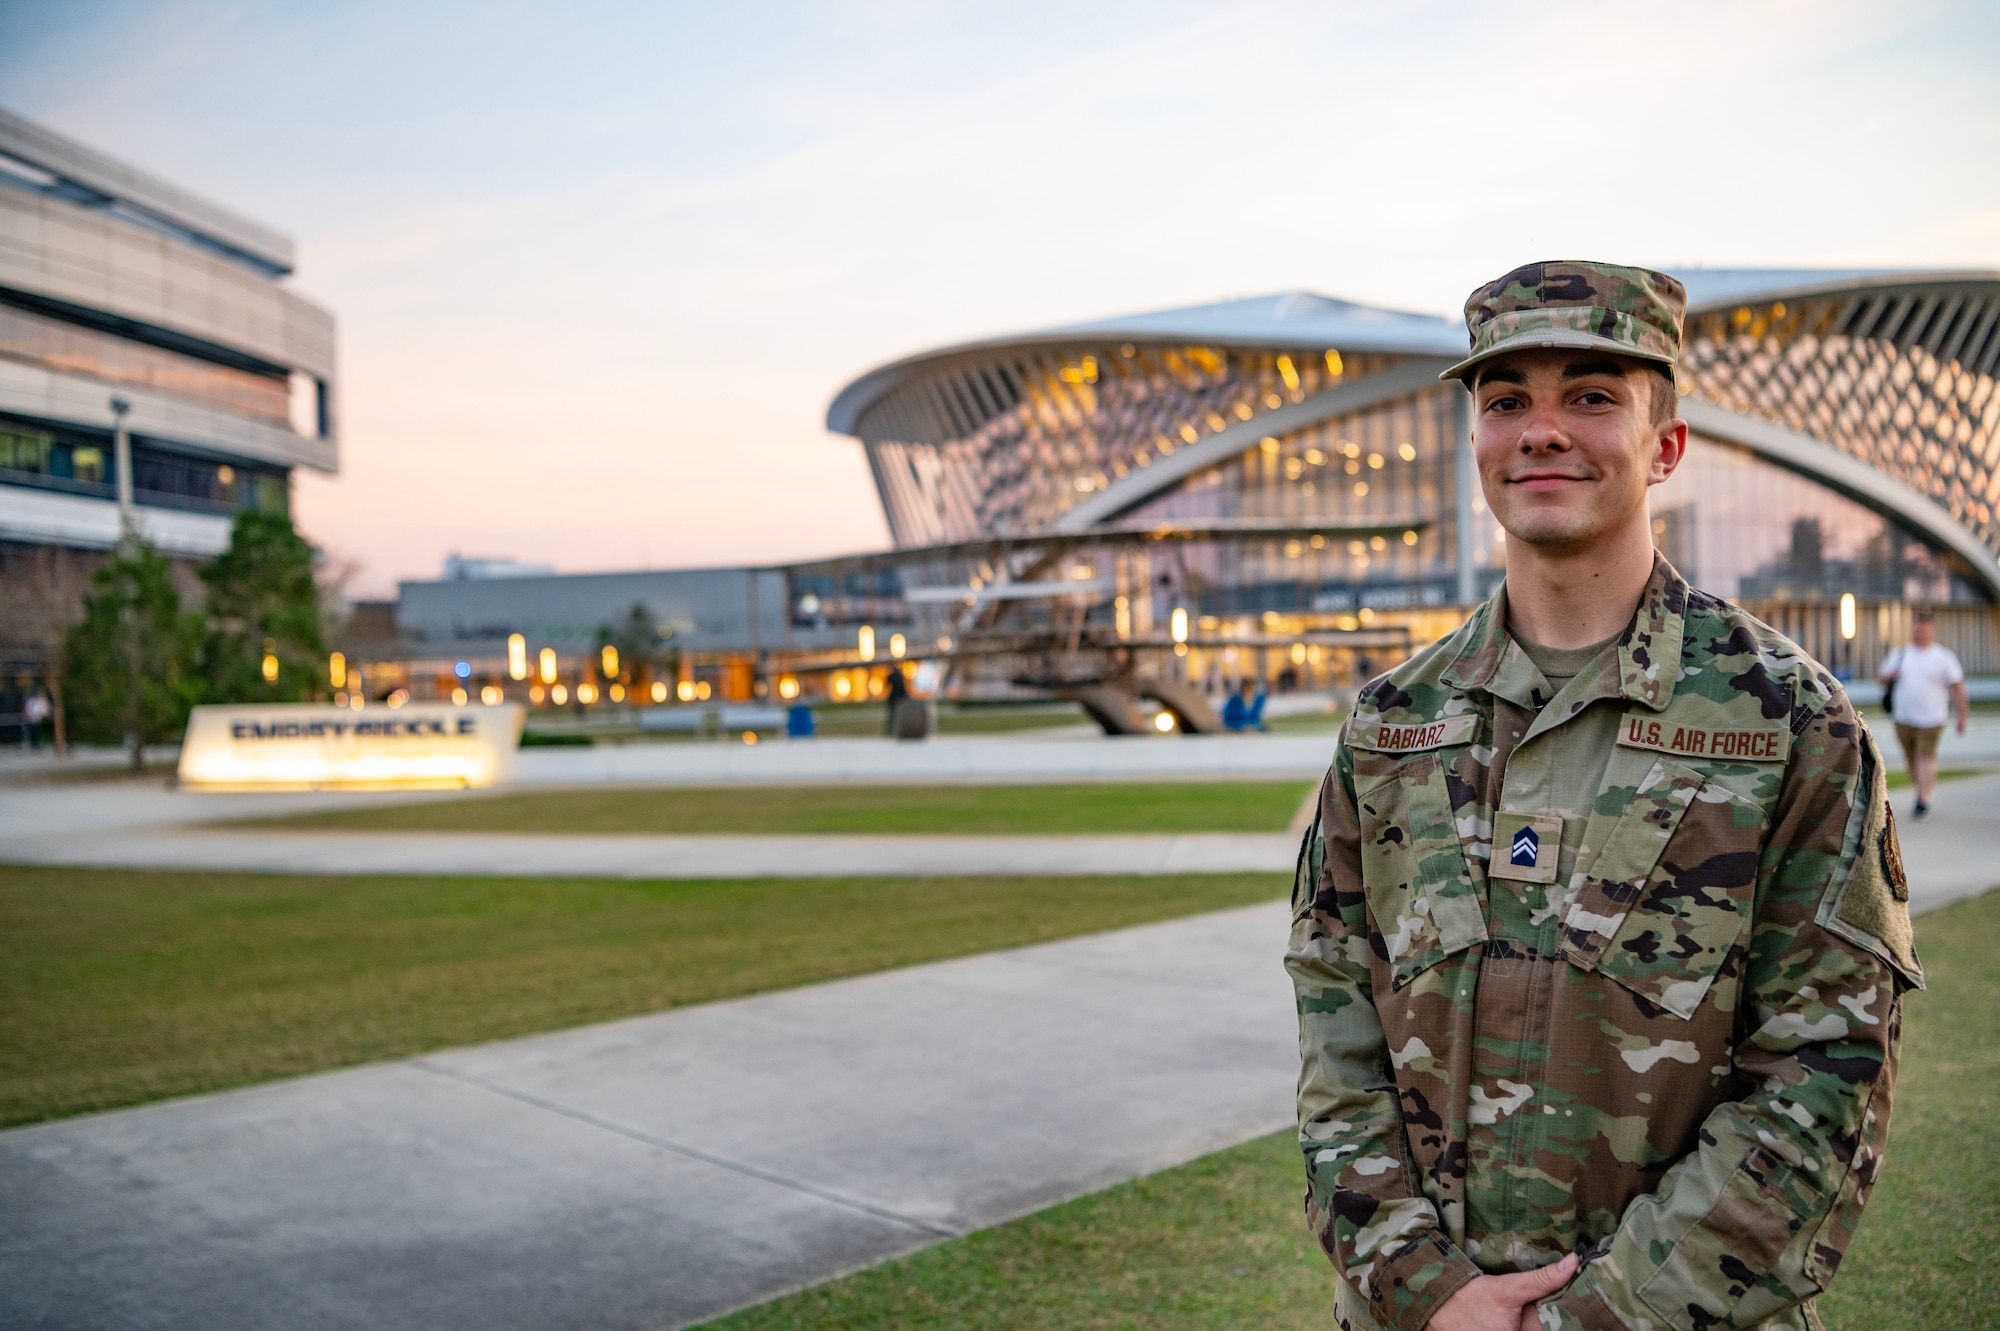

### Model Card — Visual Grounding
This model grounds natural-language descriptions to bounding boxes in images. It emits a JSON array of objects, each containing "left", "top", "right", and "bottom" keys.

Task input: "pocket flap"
[
  {"left": 1561, "top": 757, "right": 1705, "bottom": 963},
  {"left": 1565, "top": 759, "right": 1764, "bottom": 1019},
  {"left": 1374, "top": 753, "right": 1488, "bottom": 990}
]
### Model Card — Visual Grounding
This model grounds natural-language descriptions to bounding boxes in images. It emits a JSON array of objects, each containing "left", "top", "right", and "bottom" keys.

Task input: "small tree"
[
  {"left": 202, "top": 510, "right": 328, "bottom": 702},
  {"left": 63, "top": 542, "right": 206, "bottom": 766},
  {"left": 596, "top": 603, "right": 678, "bottom": 692}
]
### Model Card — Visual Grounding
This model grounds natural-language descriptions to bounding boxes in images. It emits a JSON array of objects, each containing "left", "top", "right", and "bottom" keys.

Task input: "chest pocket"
[
  {"left": 1560, "top": 756, "right": 1768, "bottom": 1018},
  {"left": 1355, "top": 752, "right": 1489, "bottom": 990}
]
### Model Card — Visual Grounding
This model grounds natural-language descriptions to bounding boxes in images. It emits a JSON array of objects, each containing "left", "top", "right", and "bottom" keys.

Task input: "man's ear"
[{"left": 1647, "top": 420, "right": 1688, "bottom": 487}]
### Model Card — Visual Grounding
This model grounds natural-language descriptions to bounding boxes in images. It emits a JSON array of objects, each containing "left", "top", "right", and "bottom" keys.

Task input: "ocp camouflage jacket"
[{"left": 1287, "top": 558, "right": 1923, "bottom": 1331}]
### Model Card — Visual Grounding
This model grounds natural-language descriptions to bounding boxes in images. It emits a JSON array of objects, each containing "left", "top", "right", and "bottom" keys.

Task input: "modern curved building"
[
  {"left": 0, "top": 107, "right": 337, "bottom": 699},
  {"left": 829, "top": 270, "right": 2000, "bottom": 681}
]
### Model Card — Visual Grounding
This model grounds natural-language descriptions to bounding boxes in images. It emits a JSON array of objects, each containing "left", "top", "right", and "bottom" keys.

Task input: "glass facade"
[
  {"left": 857, "top": 341, "right": 1398, "bottom": 545},
  {"left": 831, "top": 276, "right": 2000, "bottom": 696},
  {"left": 1682, "top": 284, "right": 2000, "bottom": 554},
  {"left": 0, "top": 417, "right": 288, "bottom": 516},
  {"left": 1654, "top": 434, "right": 1983, "bottom": 604},
  {"left": 1116, "top": 387, "right": 1506, "bottom": 616}
]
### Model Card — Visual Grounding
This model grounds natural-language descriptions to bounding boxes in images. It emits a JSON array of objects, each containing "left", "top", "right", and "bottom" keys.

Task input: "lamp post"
[
  {"left": 109, "top": 396, "right": 141, "bottom": 770},
  {"left": 110, "top": 396, "right": 134, "bottom": 553}
]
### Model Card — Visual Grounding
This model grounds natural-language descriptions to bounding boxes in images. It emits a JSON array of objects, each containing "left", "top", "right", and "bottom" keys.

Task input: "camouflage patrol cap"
[{"left": 1442, "top": 260, "right": 1687, "bottom": 383}]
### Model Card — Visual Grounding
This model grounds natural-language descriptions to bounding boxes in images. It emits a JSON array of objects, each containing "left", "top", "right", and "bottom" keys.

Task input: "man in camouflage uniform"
[{"left": 1288, "top": 261, "right": 1923, "bottom": 1331}]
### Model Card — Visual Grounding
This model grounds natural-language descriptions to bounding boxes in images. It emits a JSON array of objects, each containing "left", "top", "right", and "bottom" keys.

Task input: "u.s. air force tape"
[
  {"left": 1617, "top": 716, "right": 1789, "bottom": 762},
  {"left": 1346, "top": 713, "right": 1480, "bottom": 754}
]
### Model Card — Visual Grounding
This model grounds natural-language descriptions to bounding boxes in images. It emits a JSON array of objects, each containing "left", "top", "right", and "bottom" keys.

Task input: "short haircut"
[
  {"left": 1474, "top": 357, "right": 1677, "bottom": 425},
  {"left": 1913, "top": 610, "right": 1936, "bottom": 625}
]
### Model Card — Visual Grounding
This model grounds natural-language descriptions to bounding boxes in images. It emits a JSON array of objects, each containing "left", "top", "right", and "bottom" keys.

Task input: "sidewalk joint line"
[{"left": 411, "top": 1059, "right": 959, "bottom": 1238}]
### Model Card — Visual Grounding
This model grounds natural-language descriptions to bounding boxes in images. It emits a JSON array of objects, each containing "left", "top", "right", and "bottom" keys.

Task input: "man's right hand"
[{"left": 1427, "top": 1253, "right": 1578, "bottom": 1331}]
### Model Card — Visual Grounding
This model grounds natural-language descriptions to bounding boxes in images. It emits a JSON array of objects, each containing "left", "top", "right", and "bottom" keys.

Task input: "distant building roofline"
[
  {"left": 0, "top": 106, "right": 294, "bottom": 277},
  {"left": 826, "top": 268, "right": 2000, "bottom": 437}
]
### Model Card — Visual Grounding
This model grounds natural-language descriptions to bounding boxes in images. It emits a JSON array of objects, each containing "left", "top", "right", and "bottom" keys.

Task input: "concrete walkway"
[
  {"left": 3, "top": 772, "right": 1996, "bottom": 901},
  {"left": 0, "top": 902, "right": 1300, "bottom": 1331},
  {"left": 0, "top": 827, "right": 1300, "bottom": 878}
]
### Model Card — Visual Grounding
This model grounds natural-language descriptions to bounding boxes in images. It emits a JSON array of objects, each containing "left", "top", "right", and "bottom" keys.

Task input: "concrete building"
[{"left": 0, "top": 107, "right": 337, "bottom": 711}]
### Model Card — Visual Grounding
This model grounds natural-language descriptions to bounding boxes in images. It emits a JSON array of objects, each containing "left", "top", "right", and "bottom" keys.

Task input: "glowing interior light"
[
  {"left": 777, "top": 676, "right": 800, "bottom": 700},
  {"left": 261, "top": 653, "right": 280, "bottom": 684},
  {"left": 695, "top": 681, "right": 711, "bottom": 700},
  {"left": 608, "top": 683, "right": 626, "bottom": 703},
  {"left": 539, "top": 648, "right": 558, "bottom": 684},
  {"left": 451, "top": 687, "right": 467, "bottom": 705},
  {"left": 551, "top": 684, "right": 568, "bottom": 705},
  {"left": 480, "top": 685, "right": 502, "bottom": 705},
  {"left": 651, "top": 680, "right": 669, "bottom": 702},
  {"left": 1154, "top": 711, "right": 1176, "bottom": 732},
  {"left": 1170, "top": 607, "right": 1189, "bottom": 643},
  {"left": 1839, "top": 592, "right": 1857, "bottom": 640},
  {"left": 889, "top": 633, "right": 906, "bottom": 659},
  {"left": 677, "top": 679, "right": 696, "bottom": 702},
  {"left": 508, "top": 635, "right": 528, "bottom": 680},
  {"left": 328, "top": 652, "right": 346, "bottom": 689},
  {"left": 601, "top": 645, "right": 619, "bottom": 678},
  {"left": 530, "top": 684, "right": 545, "bottom": 704},
  {"left": 1291, "top": 642, "right": 1307, "bottom": 664},
  {"left": 857, "top": 625, "right": 876, "bottom": 661},
  {"left": 742, "top": 731, "right": 758, "bottom": 746},
  {"left": 577, "top": 682, "right": 598, "bottom": 705},
  {"left": 833, "top": 675, "right": 852, "bottom": 700}
]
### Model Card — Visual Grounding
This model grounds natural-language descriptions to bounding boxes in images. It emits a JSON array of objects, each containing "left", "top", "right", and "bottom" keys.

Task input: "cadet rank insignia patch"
[
  {"left": 1511, "top": 826, "right": 1539, "bottom": 866},
  {"left": 1490, "top": 811, "right": 1562, "bottom": 885}
]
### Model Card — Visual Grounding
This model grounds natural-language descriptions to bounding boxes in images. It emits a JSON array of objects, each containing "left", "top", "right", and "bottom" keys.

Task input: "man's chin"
[{"left": 1496, "top": 519, "right": 1601, "bottom": 555}]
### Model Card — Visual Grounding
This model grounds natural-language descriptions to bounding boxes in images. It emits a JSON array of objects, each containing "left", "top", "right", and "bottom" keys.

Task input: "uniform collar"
[{"left": 1442, "top": 554, "right": 1689, "bottom": 713}]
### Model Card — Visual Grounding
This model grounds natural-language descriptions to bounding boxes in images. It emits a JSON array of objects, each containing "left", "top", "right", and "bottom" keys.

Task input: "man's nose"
[{"left": 1518, "top": 403, "right": 1570, "bottom": 451}]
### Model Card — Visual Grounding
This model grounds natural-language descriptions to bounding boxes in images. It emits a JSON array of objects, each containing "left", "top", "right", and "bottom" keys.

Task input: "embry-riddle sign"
[{"left": 177, "top": 703, "right": 525, "bottom": 790}]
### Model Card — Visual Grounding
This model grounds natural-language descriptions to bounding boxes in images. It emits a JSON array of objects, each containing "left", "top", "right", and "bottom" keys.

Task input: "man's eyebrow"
[
  {"left": 1560, "top": 358, "right": 1631, "bottom": 381},
  {"left": 1477, "top": 366, "right": 1527, "bottom": 387}
]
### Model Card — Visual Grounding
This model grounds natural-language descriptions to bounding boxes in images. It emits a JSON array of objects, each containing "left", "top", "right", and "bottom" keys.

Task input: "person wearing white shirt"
[{"left": 1878, "top": 611, "right": 1968, "bottom": 819}]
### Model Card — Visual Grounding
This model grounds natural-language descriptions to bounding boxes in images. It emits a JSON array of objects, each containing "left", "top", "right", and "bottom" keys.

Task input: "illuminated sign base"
[{"left": 177, "top": 703, "right": 525, "bottom": 790}]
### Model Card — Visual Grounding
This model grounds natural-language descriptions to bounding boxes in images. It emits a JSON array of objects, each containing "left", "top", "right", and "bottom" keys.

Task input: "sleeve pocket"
[{"left": 1636, "top": 1145, "right": 1824, "bottom": 1331}]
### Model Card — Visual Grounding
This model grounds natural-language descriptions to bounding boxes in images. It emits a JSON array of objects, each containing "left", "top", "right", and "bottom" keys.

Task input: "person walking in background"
[
  {"left": 22, "top": 688, "right": 51, "bottom": 750},
  {"left": 1878, "top": 610, "right": 1967, "bottom": 820}
]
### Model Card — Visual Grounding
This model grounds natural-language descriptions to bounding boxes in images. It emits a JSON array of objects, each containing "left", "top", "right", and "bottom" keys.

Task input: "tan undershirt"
[
  {"left": 1503, "top": 630, "right": 1624, "bottom": 897},
  {"left": 1512, "top": 631, "right": 1620, "bottom": 696}
]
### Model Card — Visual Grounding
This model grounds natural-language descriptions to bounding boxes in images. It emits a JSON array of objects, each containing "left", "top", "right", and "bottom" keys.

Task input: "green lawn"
[
  {"left": 703, "top": 889, "right": 2000, "bottom": 1331},
  {"left": 1883, "top": 767, "right": 1980, "bottom": 791},
  {"left": 0, "top": 867, "right": 1285, "bottom": 1129},
  {"left": 221, "top": 781, "right": 1319, "bottom": 836}
]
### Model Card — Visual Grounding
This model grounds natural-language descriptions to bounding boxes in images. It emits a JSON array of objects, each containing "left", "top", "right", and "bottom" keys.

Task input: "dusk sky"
[{"left": 4, "top": 0, "right": 1997, "bottom": 596}]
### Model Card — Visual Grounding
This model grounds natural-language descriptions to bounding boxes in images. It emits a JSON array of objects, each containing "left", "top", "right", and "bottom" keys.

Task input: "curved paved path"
[{"left": 1, "top": 902, "right": 1299, "bottom": 1331}]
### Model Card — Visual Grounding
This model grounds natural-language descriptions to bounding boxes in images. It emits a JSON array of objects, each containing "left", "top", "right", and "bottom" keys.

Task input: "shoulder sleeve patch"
[{"left": 1816, "top": 730, "right": 1924, "bottom": 990}]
